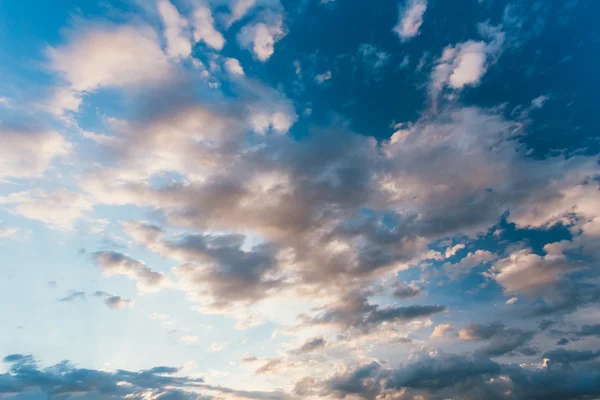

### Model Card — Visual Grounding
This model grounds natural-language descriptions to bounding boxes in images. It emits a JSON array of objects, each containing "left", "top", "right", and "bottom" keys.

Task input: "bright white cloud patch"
[
  {"left": 430, "top": 24, "right": 504, "bottom": 100},
  {"left": 48, "top": 23, "right": 172, "bottom": 91},
  {"left": 192, "top": 5, "right": 225, "bottom": 51},
  {"left": 237, "top": 11, "right": 285, "bottom": 61},
  {"left": 393, "top": 0, "right": 427, "bottom": 40},
  {"left": 157, "top": 0, "right": 192, "bottom": 59},
  {"left": 224, "top": 57, "right": 245, "bottom": 76},
  {"left": 46, "top": 87, "right": 82, "bottom": 117}
]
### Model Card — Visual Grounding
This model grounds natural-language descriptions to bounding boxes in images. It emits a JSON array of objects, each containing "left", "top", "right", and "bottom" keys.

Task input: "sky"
[{"left": 0, "top": 0, "right": 599, "bottom": 399}]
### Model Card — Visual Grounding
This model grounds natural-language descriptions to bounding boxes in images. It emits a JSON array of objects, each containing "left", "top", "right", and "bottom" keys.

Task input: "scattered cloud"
[
  {"left": 94, "top": 291, "right": 134, "bottom": 309},
  {"left": 157, "top": 0, "right": 192, "bottom": 59},
  {"left": 393, "top": 0, "right": 427, "bottom": 41},
  {"left": 238, "top": 10, "right": 285, "bottom": 61}
]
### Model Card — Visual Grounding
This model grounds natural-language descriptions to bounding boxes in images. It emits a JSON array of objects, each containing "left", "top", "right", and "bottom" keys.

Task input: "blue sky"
[{"left": 1, "top": 0, "right": 600, "bottom": 399}]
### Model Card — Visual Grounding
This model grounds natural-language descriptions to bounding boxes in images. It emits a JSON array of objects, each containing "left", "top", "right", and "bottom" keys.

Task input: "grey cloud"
[
  {"left": 303, "top": 292, "right": 446, "bottom": 333},
  {"left": 391, "top": 281, "right": 421, "bottom": 299},
  {"left": 459, "top": 322, "right": 535, "bottom": 357},
  {"left": 289, "top": 337, "right": 326, "bottom": 355},
  {"left": 93, "top": 291, "right": 134, "bottom": 309},
  {"left": 83, "top": 81, "right": 600, "bottom": 329},
  {"left": 323, "top": 361, "right": 383, "bottom": 400},
  {"left": 168, "top": 233, "right": 280, "bottom": 310},
  {"left": 0, "top": 354, "right": 290, "bottom": 400},
  {"left": 577, "top": 324, "right": 600, "bottom": 338},
  {"left": 311, "top": 352, "right": 600, "bottom": 400},
  {"left": 255, "top": 358, "right": 283, "bottom": 374},
  {"left": 0, "top": 354, "right": 206, "bottom": 399},
  {"left": 542, "top": 349, "right": 600, "bottom": 366},
  {"left": 92, "top": 251, "right": 168, "bottom": 292},
  {"left": 58, "top": 291, "right": 86, "bottom": 302}
]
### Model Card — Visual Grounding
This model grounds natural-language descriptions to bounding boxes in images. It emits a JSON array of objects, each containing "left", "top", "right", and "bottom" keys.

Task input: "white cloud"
[
  {"left": 490, "top": 248, "right": 574, "bottom": 293},
  {"left": 314, "top": 70, "right": 332, "bottom": 84},
  {"left": 430, "top": 25, "right": 504, "bottom": 100},
  {"left": 157, "top": 0, "right": 192, "bottom": 60},
  {"left": 531, "top": 95, "right": 549, "bottom": 109},
  {"left": 224, "top": 57, "right": 245, "bottom": 76},
  {"left": 444, "top": 243, "right": 465, "bottom": 258},
  {"left": 0, "top": 189, "right": 91, "bottom": 230},
  {"left": 444, "top": 250, "right": 496, "bottom": 279},
  {"left": 45, "top": 87, "right": 82, "bottom": 118},
  {"left": 0, "top": 126, "right": 70, "bottom": 179},
  {"left": 393, "top": 0, "right": 427, "bottom": 41},
  {"left": 192, "top": 5, "right": 225, "bottom": 51},
  {"left": 430, "top": 323, "right": 452, "bottom": 338},
  {"left": 237, "top": 11, "right": 284, "bottom": 61},
  {"left": 47, "top": 22, "right": 172, "bottom": 91},
  {"left": 506, "top": 297, "right": 518, "bottom": 305},
  {"left": 208, "top": 342, "right": 230, "bottom": 352},
  {"left": 225, "top": 0, "right": 257, "bottom": 27}
]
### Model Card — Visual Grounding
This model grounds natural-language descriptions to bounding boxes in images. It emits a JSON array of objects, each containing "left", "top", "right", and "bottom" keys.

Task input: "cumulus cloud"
[
  {"left": 393, "top": 0, "right": 427, "bottom": 41},
  {"left": 92, "top": 251, "right": 169, "bottom": 292},
  {"left": 224, "top": 57, "right": 245, "bottom": 76},
  {"left": 443, "top": 249, "right": 496, "bottom": 278},
  {"left": 84, "top": 99, "right": 598, "bottom": 330},
  {"left": 391, "top": 281, "right": 421, "bottom": 298},
  {"left": 45, "top": 87, "right": 83, "bottom": 117},
  {"left": 490, "top": 248, "right": 577, "bottom": 294},
  {"left": 169, "top": 233, "right": 281, "bottom": 311},
  {"left": 301, "top": 291, "right": 446, "bottom": 333},
  {"left": 430, "top": 323, "right": 453, "bottom": 338},
  {"left": 157, "top": 0, "right": 192, "bottom": 59},
  {"left": 458, "top": 321, "right": 535, "bottom": 356},
  {"left": 238, "top": 10, "right": 285, "bottom": 61},
  {"left": 192, "top": 5, "right": 225, "bottom": 50},
  {"left": 301, "top": 351, "right": 600, "bottom": 400},
  {"left": 0, "top": 123, "right": 70, "bottom": 180},
  {"left": 430, "top": 24, "right": 504, "bottom": 101},
  {"left": 47, "top": 22, "right": 172, "bottom": 91}
]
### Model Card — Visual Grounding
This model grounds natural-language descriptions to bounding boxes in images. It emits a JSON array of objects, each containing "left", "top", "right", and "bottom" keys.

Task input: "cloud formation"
[{"left": 393, "top": 0, "right": 427, "bottom": 41}]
